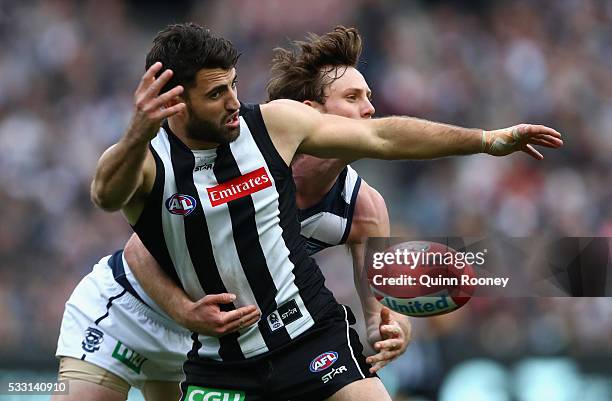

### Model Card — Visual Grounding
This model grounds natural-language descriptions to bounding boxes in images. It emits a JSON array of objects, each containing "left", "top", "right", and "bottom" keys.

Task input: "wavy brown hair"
[{"left": 266, "top": 26, "right": 363, "bottom": 103}]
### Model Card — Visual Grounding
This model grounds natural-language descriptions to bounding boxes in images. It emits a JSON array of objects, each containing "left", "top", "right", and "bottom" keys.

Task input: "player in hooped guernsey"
[{"left": 90, "top": 23, "right": 562, "bottom": 401}]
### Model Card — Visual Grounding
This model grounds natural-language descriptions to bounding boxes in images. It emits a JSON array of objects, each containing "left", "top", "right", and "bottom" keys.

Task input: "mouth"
[{"left": 225, "top": 111, "right": 240, "bottom": 128}]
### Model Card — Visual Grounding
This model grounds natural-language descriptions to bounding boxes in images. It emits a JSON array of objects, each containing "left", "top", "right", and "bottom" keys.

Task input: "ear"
[
  {"left": 303, "top": 100, "right": 324, "bottom": 112},
  {"left": 164, "top": 93, "right": 188, "bottom": 115}
]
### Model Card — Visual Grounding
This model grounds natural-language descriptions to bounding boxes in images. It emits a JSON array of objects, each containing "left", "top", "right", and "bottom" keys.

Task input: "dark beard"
[{"left": 184, "top": 114, "right": 240, "bottom": 144}]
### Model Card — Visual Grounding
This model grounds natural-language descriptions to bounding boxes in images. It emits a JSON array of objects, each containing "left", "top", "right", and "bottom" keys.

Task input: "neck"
[
  {"left": 292, "top": 155, "right": 348, "bottom": 209},
  {"left": 168, "top": 118, "right": 219, "bottom": 150}
]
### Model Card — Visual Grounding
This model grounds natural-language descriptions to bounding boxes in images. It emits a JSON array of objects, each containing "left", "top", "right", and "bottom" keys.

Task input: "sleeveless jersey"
[
  {"left": 113, "top": 164, "right": 362, "bottom": 328},
  {"left": 299, "top": 166, "right": 361, "bottom": 255},
  {"left": 131, "top": 103, "right": 338, "bottom": 361}
]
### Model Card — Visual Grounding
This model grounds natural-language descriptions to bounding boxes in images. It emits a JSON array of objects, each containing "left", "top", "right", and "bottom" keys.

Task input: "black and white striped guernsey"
[
  {"left": 111, "top": 163, "right": 362, "bottom": 329},
  {"left": 299, "top": 166, "right": 361, "bottom": 255},
  {"left": 132, "top": 103, "right": 337, "bottom": 361}
]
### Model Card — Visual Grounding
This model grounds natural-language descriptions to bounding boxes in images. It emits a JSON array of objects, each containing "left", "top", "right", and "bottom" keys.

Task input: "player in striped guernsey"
[
  {"left": 90, "top": 23, "right": 562, "bottom": 400},
  {"left": 123, "top": 25, "right": 411, "bottom": 389},
  {"left": 129, "top": 25, "right": 412, "bottom": 372},
  {"left": 54, "top": 27, "right": 411, "bottom": 401}
]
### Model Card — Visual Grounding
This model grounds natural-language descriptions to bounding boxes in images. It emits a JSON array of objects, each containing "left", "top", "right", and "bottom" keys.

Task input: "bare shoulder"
[
  {"left": 349, "top": 178, "right": 390, "bottom": 241},
  {"left": 260, "top": 99, "right": 320, "bottom": 131},
  {"left": 260, "top": 99, "right": 322, "bottom": 165}
]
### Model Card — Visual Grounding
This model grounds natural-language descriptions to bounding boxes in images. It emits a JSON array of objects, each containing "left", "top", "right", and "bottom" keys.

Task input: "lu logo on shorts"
[
  {"left": 112, "top": 341, "right": 147, "bottom": 374},
  {"left": 184, "top": 386, "right": 245, "bottom": 401}
]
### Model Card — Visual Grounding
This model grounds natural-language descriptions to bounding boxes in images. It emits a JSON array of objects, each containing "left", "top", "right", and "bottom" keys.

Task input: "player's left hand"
[
  {"left": 484, "top": 124, "right": 563, "bottom": 160},
  {"left": 366, "top": 307, "right": 411, "bottom": 373}
]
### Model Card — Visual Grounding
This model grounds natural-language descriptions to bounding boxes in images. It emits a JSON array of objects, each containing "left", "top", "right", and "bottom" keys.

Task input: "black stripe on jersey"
[
  {"left": 132, "top": 145, "right": 181, "bottom": 286},
  {"left": 298, "top": 167, "right": 350, "bottom": 222},
  {"left": 213, "top": 142, "right": 291, "bottom": 349},
  {"left": 242, "top": 103, "right": 337, "bottom": 321},
  {"left": 165, "top": 123, "right": 244, "bottom": 361},
  {"left": 340, "top": 175, "right": 362, "bottom": 244}
]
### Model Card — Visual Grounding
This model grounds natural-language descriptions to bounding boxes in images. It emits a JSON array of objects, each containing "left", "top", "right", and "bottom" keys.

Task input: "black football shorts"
[{"left": 180, "top": 304, "right": 376, "bottom": 401}]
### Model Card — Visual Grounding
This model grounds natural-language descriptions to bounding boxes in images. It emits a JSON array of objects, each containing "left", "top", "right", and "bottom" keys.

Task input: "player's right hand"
[
  {"left": 180, "top": 293, "right": 261, "bottom": 337},
  {"left": 483, "top": 124, "right": 563, "bottom": 160},
  {"left": 127, "top": 62, "right": 186, "bottom": 142}
]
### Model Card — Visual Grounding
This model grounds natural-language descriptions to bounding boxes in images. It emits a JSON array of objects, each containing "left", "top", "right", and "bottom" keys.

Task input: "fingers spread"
[
  {"left": 367, "top": 359, "right": 388, "bottom": 373},
  {"left": 150, "top": 85, "right": 184, "bottom": 110},
  {"left": 529, "top": 136, "right": 564, "bottom": 148},
  {"left": 152, "top": 102, "right": 186, "bottom": 120},
  {"left": 525, "top": 124, "right": 562, "bottom": 139},
  {"left": 143, "top": 69, "right": 174, "bottom": 99},
  {"left": 522, "top": 144, "right": 544, "bottom": 160},
  {"left": 379, "top": 307, "right": 392, "bottom": 325},
  {"left": 375, "top": 338, "right": 403, "bottom": 352},
  {"left": 380, "top": 324, "right": 401, "bottom": 339},
  {"left": 137, "top": 62, "right": 162, "bottom": 93}
]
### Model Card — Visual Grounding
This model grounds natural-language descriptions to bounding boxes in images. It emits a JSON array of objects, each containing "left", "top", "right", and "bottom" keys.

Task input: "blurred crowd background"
[{"left": 0, "top": 0, "right": 611, "bottom": 400}]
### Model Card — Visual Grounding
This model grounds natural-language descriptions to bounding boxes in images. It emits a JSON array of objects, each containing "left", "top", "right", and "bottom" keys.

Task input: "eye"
[
  {"left": 346, "top": 94, "right": 357, "bottom": 102},
  {"left": 210, "top": 91, "right": 221, "bottom": 100},
  {"left": 231, "top": 79, "right": 238, "bottom": 88}
]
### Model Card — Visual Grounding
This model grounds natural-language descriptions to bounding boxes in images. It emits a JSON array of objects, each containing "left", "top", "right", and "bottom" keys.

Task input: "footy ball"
[{"left": 368, "top": 241, "right": 476, "bottom": 317}]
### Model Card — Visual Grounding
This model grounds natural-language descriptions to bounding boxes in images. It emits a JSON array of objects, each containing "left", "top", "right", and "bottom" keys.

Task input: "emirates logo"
[{"left": 207, "top": 167, "right": 272, "bottom": 207}]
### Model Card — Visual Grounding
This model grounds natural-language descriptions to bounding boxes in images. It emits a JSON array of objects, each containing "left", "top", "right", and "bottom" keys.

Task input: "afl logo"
[
  {"left": 165, "top": 193, "right": 197, "bottom": 216},
  {"left": 309, "top": 351, "right": 338, "bottom": 373}
]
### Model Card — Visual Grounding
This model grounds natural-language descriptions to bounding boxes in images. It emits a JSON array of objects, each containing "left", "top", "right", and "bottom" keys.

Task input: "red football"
[{"left": 367, "top": 241, "right": 476, "bottom": 317}]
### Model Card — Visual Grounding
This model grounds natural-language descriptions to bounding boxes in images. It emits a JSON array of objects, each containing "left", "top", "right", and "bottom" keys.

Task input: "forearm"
[
  {"left": 352, "top": 246, "right": 411, "bottom": 342},
  {"left": 350, "top": 242, "right": 384, "bottom": 335},
  {"left": 124, "top": 233, "right": 191, "bottom": 326},
  {"left": 91, "top": 134, "right": 149, "bottom": 211},
  {"left": 373, "top": 116, "right": 482, "bottom": 159}
]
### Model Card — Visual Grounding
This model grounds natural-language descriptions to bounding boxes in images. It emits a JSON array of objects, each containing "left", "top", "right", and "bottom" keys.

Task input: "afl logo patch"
[
  {"left": 165, "top": 193, "right": 197, "bottom": 216},
  {"left": 309, "top": 351, "right": 338, "bottom": 373}
]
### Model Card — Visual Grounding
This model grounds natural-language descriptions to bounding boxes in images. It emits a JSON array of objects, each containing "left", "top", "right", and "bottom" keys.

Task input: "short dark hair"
[
  {"left": 266, "top": 26, "right": 363, "bottom": 103},
  {"left": 145, "top": 23, "right": 239, "bottom": 94}
]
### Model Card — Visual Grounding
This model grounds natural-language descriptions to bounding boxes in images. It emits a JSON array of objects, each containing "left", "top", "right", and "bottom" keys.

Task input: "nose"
[
  {"left": 362, "top": 99, "right": 375, "bottom": 118},
  {"left": 227, "top": 88, "right": 240, "bottom": 111}
]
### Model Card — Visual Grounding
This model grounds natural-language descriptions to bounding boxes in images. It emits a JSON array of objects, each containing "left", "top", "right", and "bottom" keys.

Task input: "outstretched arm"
[
  {"left": 124, "top": 234, "right": 261, "bottom": 336},
  {"left": 348, "top": 182, "right": 411, "bottom": 373},
  {"left": 91, "top": 62, "right": 185, "bottom": 223},
  {"left": 261, "top": 99, "right": 563, "bottom": 165}
]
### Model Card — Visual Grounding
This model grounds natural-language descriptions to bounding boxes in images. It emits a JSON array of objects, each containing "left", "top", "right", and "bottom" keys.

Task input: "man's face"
[
  {"left": 317, "top": 66, "right": 375, "bottom": 119},
  {"left": 182, "top": 67, "right": 240, "bottom": 144}
]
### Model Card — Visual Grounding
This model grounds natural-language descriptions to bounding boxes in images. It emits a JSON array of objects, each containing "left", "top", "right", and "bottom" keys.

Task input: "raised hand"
[
  {"left": 484, "top": 124, "right": 563, "bottom": 160},
  {"left": 128, "top": 61, "right": 186, "bottom": 142}
]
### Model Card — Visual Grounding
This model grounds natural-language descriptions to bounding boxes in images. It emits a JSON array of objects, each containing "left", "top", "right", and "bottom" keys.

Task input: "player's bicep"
[
  {"left": 299, "top": 114, "right": 383, "bottom": 160},
  {"left": 348, "top": 182, "right": 390, "bottom": 243}
]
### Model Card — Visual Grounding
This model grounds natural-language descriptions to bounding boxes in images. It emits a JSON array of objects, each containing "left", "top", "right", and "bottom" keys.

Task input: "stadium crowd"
[{"left": 0, "top": 0, "right": 610, "bottom": 399}]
